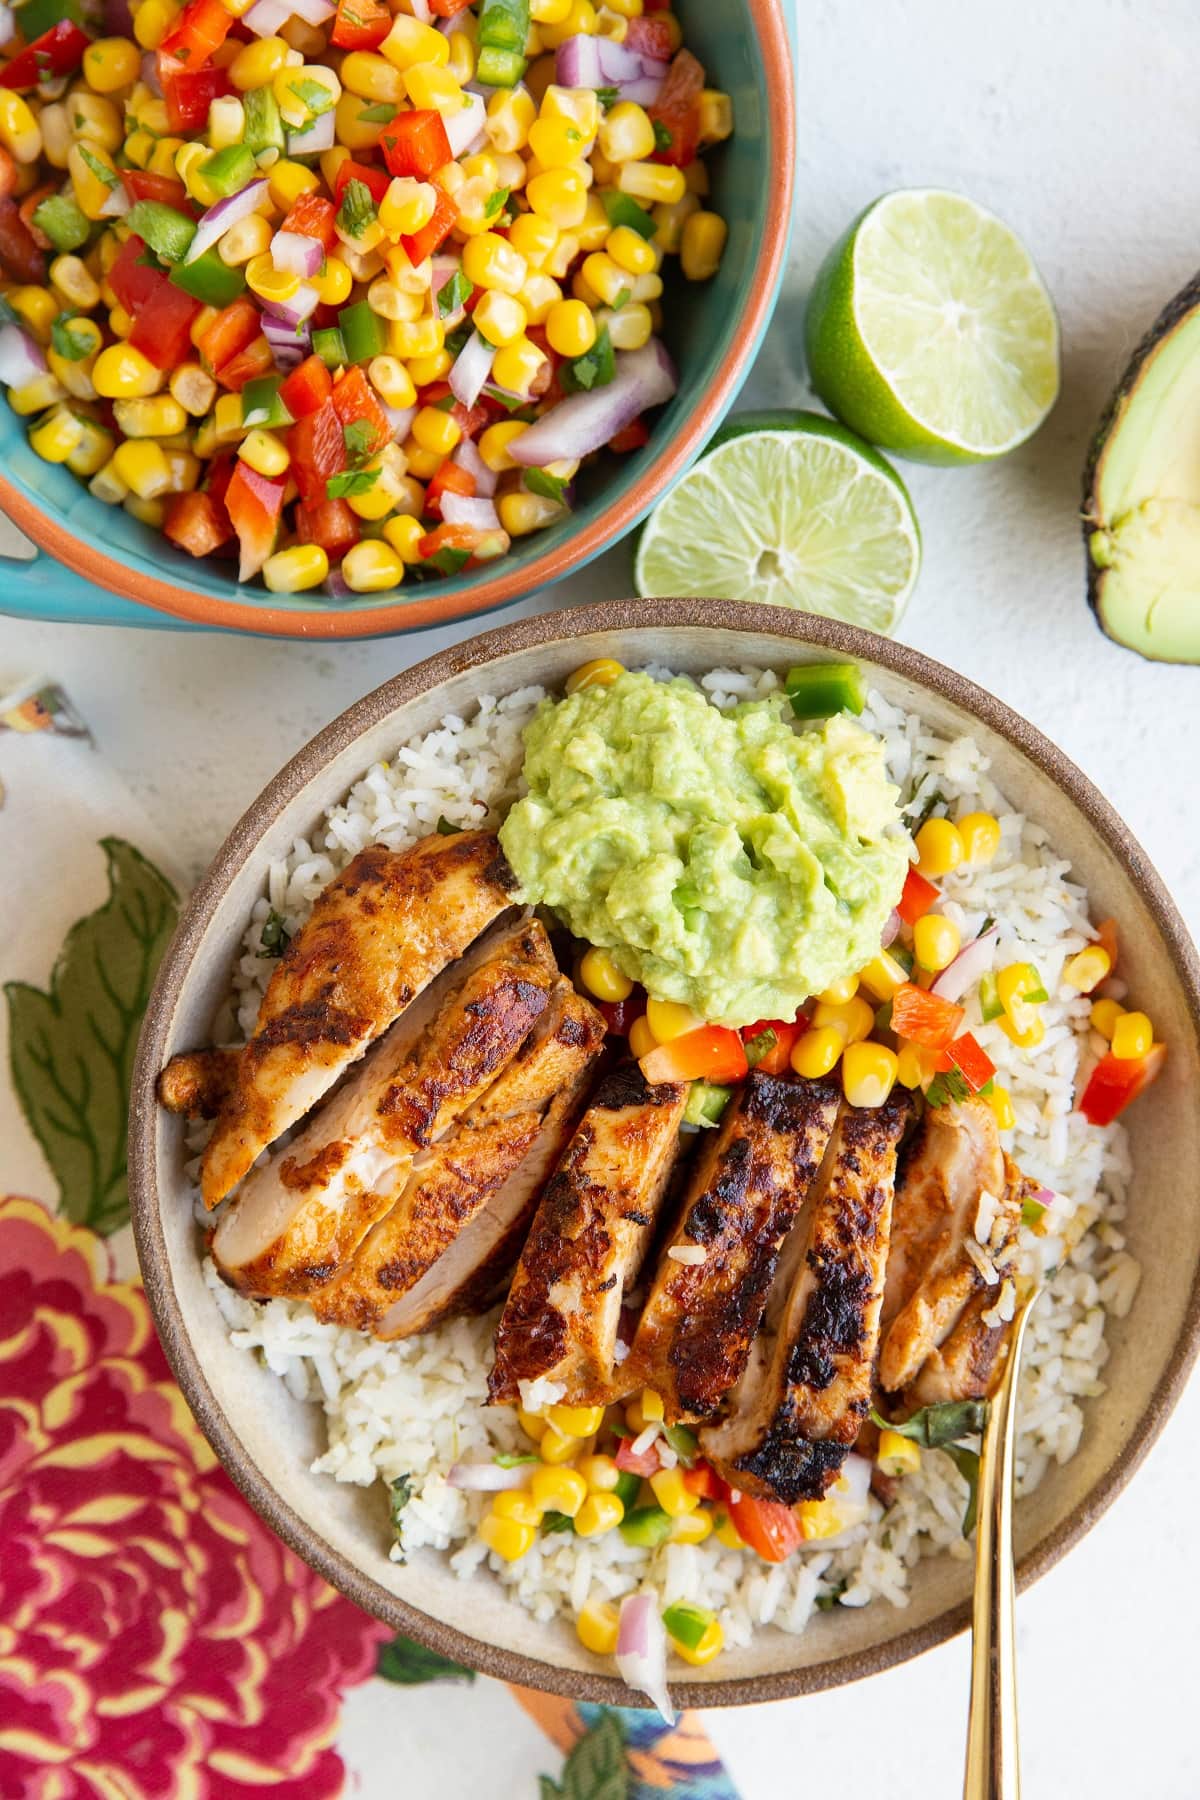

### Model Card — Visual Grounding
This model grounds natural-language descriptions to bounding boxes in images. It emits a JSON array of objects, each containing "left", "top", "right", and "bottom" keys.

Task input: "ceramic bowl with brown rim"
[
  {"left": 128, "top": 600, "right": 1200, "bottom": 1705},
  {"left": 0, "top": 2, "right": 793, "bottom": 640}
]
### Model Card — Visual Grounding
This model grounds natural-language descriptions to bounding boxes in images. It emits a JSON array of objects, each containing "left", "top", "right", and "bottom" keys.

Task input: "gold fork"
[{"left": 963, "top": 1284, "right": 1041, "bottom": 1800}]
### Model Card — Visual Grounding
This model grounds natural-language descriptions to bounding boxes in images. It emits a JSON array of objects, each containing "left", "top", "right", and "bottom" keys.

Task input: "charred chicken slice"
[
  {"left": 211, "top": 915, "right": 558, "bottom": 1298},
  {"left": 200, "top": 830, "right": 517, "bottom": 1207},
  {"left": 878, "top": 1099, "right": 1024, "bottom": 1408},
  {"left": 624, "top": 1073, "right": 842, "bottom": 1423},
  {"left": 488, "top": 1061, "right": 688, "bottom": 1408},
  {"left": 157, "top": 1048, "right": 239, "bottom": 1119},
  {"left": 307, "top": 983, "right": 606, "bottom": 1335},
  {"left": 701, "top": 1093, "right": 910, "bottom": 1504}
]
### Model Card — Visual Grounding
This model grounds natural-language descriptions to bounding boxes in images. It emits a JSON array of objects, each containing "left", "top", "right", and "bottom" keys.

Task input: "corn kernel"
[
  {"left": 112, "top": 395, "right": 187, "bottom": 438},
  {"left": 539, "top": 0, "right": 596, "bottom": 44},
  {"left": 530, "top": 1464, "right": 588, "bottom": 1518},
  {"left": 166, "top": 363, "right": 216, "bottom": 418},
  {"left": 538, "top": 1424, "right": 580, "bottom": 1465},
  {"left": 915, "top": 816, "right": 965, "bottom": 879},
  {"left": 112, "top": 438, "right": 172, "bottom": 499},
  {"left": 597, "top": 99, "right": 655, "bottom": 165},
  {"left": 574, "top": 1493, "right": 624, "bottom": 1538},
  {"left": 9, "top": 286, "right": 57, "bottom": 340},
  {"left": 0, "top": 91, "right": 41, "bottom": 163},
  {"left": 404, "top": 61, "right": 464, "bottom": 113},
  {"left": 579, "top": 946, "right": 632, "bottom": 1002},
  {"left": 83, "top": 36, "right": 141, "bottom": 93},
  {"left": 67, "top": 141, "right": 119, "bottom": 217},
  {"left": 123, "top": 493, "right": 166, "bottom": 527},
  {"left": 1089, "top": 997, "right": 1125, "bottom": 1041},
  {"left": 818, "top": 973, "right": 859, "bottom": 1006},
  {"left": 148, "top": 135, "right": 188, "bottom": 179},
  {"left": 380, "top": 14, "right": 449, "bottom": 70},
  {"left": 628, "top": 1014, "right": 656, "bottom": 1059},
  {"left": 528, "top": 114, "right": 588, "bottom": 169},
  {"left": 9, "top": 373, "right": 67, "bottom": 415},
  {"left": 508, "top": 211, "right": 558, "bottom": 267},
  {"left": 28, "top": 406, "right": 85, "bottom": 464},
  {"left": 1112, "top": 1010, "right": 1153, "bottom": 1060},
  {"left": 857, "top": 952, "right": 908, "bottom": 1003},
  {"left": 64, "top": 417, "right": 113, "bottom": 478},
  {"left": 92, "top": 343, "right": 162, "bottom": 399},
  {"left": 577, "top": 1454, "right": 621, "bottom": 1493},
  {"left": 957, "top": 811, "right": 1002, "bottom": 865},
  {"left": 273, "top": 62, "right": 339, "bottom": 130},
  {"left": 377, "top": 513, "right": 423, "bottom": 564},
  {"left": 71, "top": 93, "right": 124, "bottom": 153},
  {"left": 669, "top": 1508, "right": 713, "bottom": 1546},
  {"left": 492, "top": 334, "right": 546, "bottom": 396},
  {"left": 644, "top": 997, "right": 700, "bottom": 1042},
  {"left": 403, "top": 437, "right": 443, "bottom": 480},
  {"left": 639, "top": 1387, "right": 664, "bottom": 1424},
  {"left": 407, "top": 404, "right": 459, "bottom": 459},
  {"left": 486, "top": 86, "right": 536, "bottom": 154},
  {"left": 680, "top": 208, "right": 726, "bottom": 281},
  {"left": 996, "top": 962, "right": 1046, "bottom": 1037},
  {"left": 245, "top": 253, "right": 300, "bottom": 305},
  {"left": 517, "top": 1405, "right": 547, "bottom": 1442},
  {"left": 526, "top": 164, "right": 589, "bottom": 228},
  {"left": 134, "top": 0, "right": 178, "bottom": 49},
  {"left": 545, "top": 297, "right": 596, "bottom": 359},
  {"left": 175, "top": 141, "right": 219, "bottom": 207},
  {"left": 531, "top": 0, "right": 573, "bottom": 22},
  {"left": 652, "top": 190, "right": 700, "bottom": 255},
  {"left": 388, "top": 317, "right": 444, "bottom": 361},
  {"left": 575, "top": 1598, "right": 619, "bottom": 1656},
  {"left": 712, "top": 1507, "right": 742, "bottom": 1550},
  {"left": 649, "top": 1467, "right": 698, "bottom": 1518},
  {"left": 669, "top": 1613, "right": 723, "bottom": 1667},
  {"left": 791, "top": 1025, "right": 843, "bottom": 1080},
  {"left": 998, "top": 1013, "right": 1046, "bottom": 1050},
  {"left": 477, "top": 420, "right": 528, "bottom": 473},
  {"left": 207, "top": 94, "right": 246, "bottom": 150},
  {"left": 544, "top": 228, "right": 583, "bottom": 279},
  {"left": 259, "top": 544, "right": 326, "bottom": 592},
  {"left": 236, "top": 428, "right": 289, "bottom": 478},
  {"left": 876, "top": 1428, "right": 921, "bottom": 1477},
  {"left": 617, "top": 159, "right": 686, "bottom": 205},
  {"left": 1064, "top": 945, "right": 1112, "bottom": 994},
  {"left": 473, "top": 288, "right": 527, "bottom": 347},
  {"left": 812, "top": 995, "right": 874, "bottom": 1045},
  {"left": 492, "top": 1488, "right": 544, "bottom": 1528},
  {"left": 462, "top": 230, "right": 527, "bottom": 296},
  {"left": 913, "top": 913, "right": 962, "bottom": 973},
  {"left": 228, "top": 36, "right": 290, "bottom": 91},
  {"left": 212, "top": 391, "right": 248, "bottom": 444},
  {"left": 606, "top": 223, "right": 657, "bottom": 276},
  {"left": 478, "top": 1512, "right": 535, "bottom": 1561},
  {"left": 577, "top": 250, "right": 627, "bottom": 307},
  {"left": 497, "top": 487, "right": 561, "bottom": 536},
  {"left": 842, "top": 1041, "right": 899, "bottom": 1108},
  {"left": 989, "top": 1085, "right": 1016, "bottom": 1130},
  {"left": 409, "top": 346, "right": 455, "bottom": 386},
  {"left": 347, "top": 469, "right": 401, "bottom": 521},
  {"left": 541, "top": 1403, "right": 603, "bottom": 1441},
  {"left": 520, "top": 272, "right": 562, "bottom": 325},
  {"left": 697, "top": 88, "right": 733, "bottom": 145}
]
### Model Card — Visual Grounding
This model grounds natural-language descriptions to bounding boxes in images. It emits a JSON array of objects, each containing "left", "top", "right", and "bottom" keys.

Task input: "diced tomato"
[
  {"left": 333, "top": 158, "right": 391, "bottom": 207},
  {"left": 330, "top": 0, "right": 392, "bottom": 50},
  {"left": 120, "top": 168, "right": 193, "bottom": 212},
  {"left": 1095, "top": 917, "right": 1119, "bottom": 972},
  {"left": 380, "top": 110, "right": 453, "bottom": 181},
  {"left": 196, "top": 297, "right": 260, "bottom": 373},
  {"left": 216, "top": 333, "right": 274, "bottom": 392},
  {"left": 288, "top": 399, "right": 347, "bottom": 503},
  {"left": 429, "top": 0, "right": 474, "bottom": 14},
  {"left": 280, "top": 354, "right": 333, "bottom": 420},
  {"left": 0, "top": 197, "right": 45, "bottom": 284},
  {"left": 624, "top": 16, "right": 675, "bottom": 59},
  {"left": 108, "top": 236, "right": 163, "bottom": 315},
  {"left": 399, "top": 181, "right": 457, "bottom": 265},
  {"left": 0, "top": 150, "right": 16, "bottom": 203},
  {"left": 129, "top": 280, "right": 202, "bottom": 371},
  {"left": 740, "top": 1017, "right": 804, "bottom": 1076},
  {"left": 224, "top": 461, "right": 285, "bottom": 582},
  {"left": 599, "top": 990, "right": 646, "bottom": 1037},
  {"left": 17, "top": 184, "right": 54, "bottom": 250},
  {"left": 281, "top": 191, "right": 338, "bottom": 250},
  {"left": 159, "top": 0, "right": 233, "bottom": 66},
  {"left": 295, "top": 497, "right": 360, "bottom": 559},
  {"left": 728, "top": 1493, "right": 803, "bottom": 1563},
  {"left": 163, "top": 489, "right": 232, "bottom": 558},
  {"left": 897, "top": 864, "right": 941, "bottom": 925},
  {"left": 416, "top": 521, "right": 485, "bottom": 561},
  {"left": 0, "top": 20, "right": 89, "bottom": 91},
  {"left": 1078, "top": 1044, "right": 1165, "bottom": 1127},
  {"left": 331, "top": 363, "right": 390, "bottom": 454},
  {"left": 890, "top": 983, "right": 965, "bottom": 1052},
  {"left": 615, "top": 1436, "right": 661, "bottom": 1479},
  {"left": 424, "top": 458, "right": 475, "bottom": 520},
  {"left": 945, "top": 1032, "right": 996, "bottom": 1094},
  {"left": 682, "top": 1462, "right": 729, "bottom": 1503},
  {"left": 158, "top": 56, "right": 233, "bottom": 133},
  {"left": 639, "top": 1025, "right": 749, "bottom": 1087},
  {"left": 647, "top": 48, "right": 704, "bottom": 166},
  {"left": 609, "top": 417, "right": 650, "bottom": 453},
  {"left": 204, "top": 452, "right": 237, "bottom": 512}
]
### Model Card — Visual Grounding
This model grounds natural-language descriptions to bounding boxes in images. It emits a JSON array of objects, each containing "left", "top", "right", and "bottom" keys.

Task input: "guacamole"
[{"left": 499, "top": 671, "right": 911, "bottom": 1027}]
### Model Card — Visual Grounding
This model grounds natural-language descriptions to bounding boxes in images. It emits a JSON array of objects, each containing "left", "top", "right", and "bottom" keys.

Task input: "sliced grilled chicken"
[
  {"left": 623, "top": 1073, "right": 842, "bottom": 1423},
  {"left": 488, "top": 1060, "right": 688, "bottom": 1408},
  {"left": 877, "top": 1098, "right": 1021, "bottom": 1404},
  {"left": 701, "top": 1093, "right": 910, "bottom": 1504},
  {"left": 157, "top": 1048, "right": 239, "bottom": 1119},
  {"left": 211, "top": 916, "right": 558, "bottom": 1298},
  {"left": 308, "top": 983, "right": 606, "bottom": 1334},
  {"left": 200, "top": 830, "right": 517, "bottom": 1207}
]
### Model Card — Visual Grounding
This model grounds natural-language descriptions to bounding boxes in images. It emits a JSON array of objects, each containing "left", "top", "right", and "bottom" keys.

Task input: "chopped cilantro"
[
  {"left": 357, "top": 101, "right": 397, "bottom": 123},
  {"left": 652, "top": 118, "right": 673, "bottom": 153},
  {"left": 336, "top": 177, "right": 376, "bottom": 239},
  {"left": 435, "top": 816, "right": 464, "bottom": 835},
  {"left": 560, "top": 321, "right": 615, "bottom": 393},
  {"left": 342, "top": 417, "right": 377, "bottom": 465},
  {"left": 288, "top": 76, "right": 335, "bottom": 116},
  {"left": 611, "top": 285, "right": 631, "bottom": 309},
  {"left": 258, "top": 909, "right": 291, "bottom": 957},
  {"left": 428, "top": 544, "right": 471, "bottom": 575},
  {"left": 596, "top": 85, "right": 619, "bottom": 108},
  {"left": 326, "top": 466, "right": 381, "bottom": 500},
  {"left": 50, "top": 313, "right": 92, "bottom": 360},
  {"left": 483, "top": 185, "right": 510, "bottom": 221},
  {"left": 437, "top": 267, "right": 473, "bottom": 317},
  {"left": 523, "top": 468, "right": 568, "bottom": 504},
  {"left": 77, "top": 144, "right": 118, "bottom": 189}
]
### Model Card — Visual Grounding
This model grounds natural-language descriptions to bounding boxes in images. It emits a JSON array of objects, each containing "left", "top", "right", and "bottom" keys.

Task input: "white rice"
[{"left": 200, "top": 666, "right": 1139, "bottom": 1644}]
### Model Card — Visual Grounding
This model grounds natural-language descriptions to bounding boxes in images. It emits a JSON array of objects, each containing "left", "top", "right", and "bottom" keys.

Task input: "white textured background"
[{"left": 2, "top": 0, "right": 1198, "bottom": 1791}]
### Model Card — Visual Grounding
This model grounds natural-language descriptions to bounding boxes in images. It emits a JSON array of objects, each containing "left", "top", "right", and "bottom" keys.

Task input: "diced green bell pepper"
[
  {"left": 243, "top": 84, "right": 285, "bottom": 156},
  {"left": 31, "top": 191, "right": 90, "bottom": 253},
  {"left": 662, "top": 1602, "right": 716, "bottom": 1651},
  {"left": 312, "top": 325, "right": 347, "bottom": 370},
  {"left": 241, "top": 375, "right": 294, "bottom": 430},
  {"left": 785, "top": 661, "right": 867, "bottom": 719},
  {"left": 979, "top": 971, "right": 1004, "bottom": 1023},
  {"left": 478, "top": 0, "right": 529, "bottom": 51},
  {"left": 619, "top": 1504, "right": 672, "bottom": 1548},
  {"left": 613, "top": 1469, "right": 641, "bottom": 1511},
  {"left": 663, "top": 1423, "right": 699, "bottom": 1464},
  {"left": 200, "top": 145, "right": 257, "bottom": 199},
  {"left": 338, "top": 299, "right": 386, "bottom": 365},
  {"left": 169, "top": 248, "right": 247, "bottom": 306},
  {"left": 601, "top": 190, "right": 657, "bottom": 240},
  {"left": 475, "top": 44, "right": 526, "bottom": 86},
  {"left": 13, "top": 0, "right": 94, "bottom": 41},
  {"left": 125, "top": 200, "right": 196, "bottom": 265},
  {"left": 683, "top": 1081, "right": 732, "bottom": 1128}
]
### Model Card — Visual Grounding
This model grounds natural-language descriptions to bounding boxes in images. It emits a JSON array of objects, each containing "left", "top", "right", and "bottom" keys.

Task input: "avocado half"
[{"left": 1084, "top": 273, "right": 1200, "bottom": 662}]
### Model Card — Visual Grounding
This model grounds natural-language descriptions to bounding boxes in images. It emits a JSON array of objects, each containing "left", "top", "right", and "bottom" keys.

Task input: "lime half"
[
  {"left": 634, "top": 410, "right": 920, "bottom": 633},
  {"left": 805, "top": 188, "right": 1060, "bottom": 465}
]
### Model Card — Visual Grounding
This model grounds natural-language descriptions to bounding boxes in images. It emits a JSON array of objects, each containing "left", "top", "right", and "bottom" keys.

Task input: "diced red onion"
[
  {"left": 616, "top": 1594, "right": 674, "bottom": 1723},
  {"left": 139, "top": 49, "right": 162, "bottom": 94},
  {"left": 932, "top": 924, "right": 999, "bottom": 1003},
  {"left": 0, "top": 7, "right": 14, "bottom": 45},
  {"left": 556, "top": 32, "right": 667, "bottom": 101},
  {"left": 449, "top": 330, "right": 496, "bottom": 409},
  {"left": 271, "top": 229, "right": 324, "bottom": 279},
  {"left": 452, "top": 434, "right": 496, "bottom": 496},
  {"left": 184, "top": 178, "right": 269, "bottom": 265},
  {"left": 409, "top": 0, "right": 432, "bottom": 18},
  {"left": 618, "top": 75, "right": 666, "bottom": 105},
  {"left": 288, "top": 111, "right": 336, "bottom": 156},
  {"left": 244, "top": 0, "right": 291, "bottom": 34},
  {"left": 432, "top": 253, "right": 467, "bottom": 329},
  {"left": 440, "top": 493, "right": 500, "bottom": 532},
  {"left": 382, "top": 402, "right": 416, "bottom": 442},
  {"left": 325, "top": 569, "right": 354, "bottom": 600},
  {"left": 447, "top": 1460, "right": 529, "bottom": 1493},
  {"left": 510, "top": 339, "right": 677, "bottom": 466},
  {"left": 99, "top": 184, "right": 131, "bottom": 219},
  {"left": 288, "top": 0, "right": 335, "bottom": 22},
  {"left": 0, "top": 322, "right": 47, "bottom": 389},
  {"left": 266, "top": 281, "right": 321, "bottom": 327},
  {"left": 105, "top": 0, "right": 134, "bottom": 32},
  {"left": 880, "top": 908, "right": 901, "bottom": 949},
  {"left": 840, "top": 1452, "right": 872, "bottom": 1507},
  {"left": 263, "top": 310, "right": 310, "bottom": 371},
  {"left": 444, "top": 90, "right": 486, "bottom": 159}
]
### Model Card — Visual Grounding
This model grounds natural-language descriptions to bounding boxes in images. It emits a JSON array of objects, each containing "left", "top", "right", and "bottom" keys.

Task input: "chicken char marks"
[
  {"left": 701, "top": 1092, "right": 910, "bottom": 1504},
  {"left": 488, "top": 1060, "right": 688, "bottom": 1407},
  {"left": 200, "top": 830, "right": 517, "bottom": 1208},
  {"left": 624, "top": 1073, "right": 842, "bottom": 1423}
]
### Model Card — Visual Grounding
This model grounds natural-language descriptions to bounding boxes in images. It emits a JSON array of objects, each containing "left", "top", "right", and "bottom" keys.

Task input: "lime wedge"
[
  {"left": 805, "top": 189, "right": 1060, "bottom": 465},
  {"left": 633, "top": 410, "right": 920, "bottom": 632}
]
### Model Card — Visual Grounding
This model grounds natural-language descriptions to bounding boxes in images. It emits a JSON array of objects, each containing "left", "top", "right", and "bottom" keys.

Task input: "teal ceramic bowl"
[{"left": 0, "top": 2, "right": 794, "bottom": 638}]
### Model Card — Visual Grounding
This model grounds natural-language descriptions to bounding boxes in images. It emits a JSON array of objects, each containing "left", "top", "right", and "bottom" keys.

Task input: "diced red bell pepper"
[
  {"left": 416, "top": 381, "right": 488, "bottom": 439},
  {"left": 163, "top": 489, "right": 233, "bottom": 558},
  {"left": 897, "top": 863, "right": 941, "bottom": 925},
  {"left": 333, "top": 158, "right": 391, "bottom": 207},
  {"left": 216, "top": 333, "right": 274, "bottom": 392},
  {"left": 280, "top": 353, "right": 333, "bottom": 420},
  {"left": 281, "top": 190, "right": 338, "bottom": 250},
  {"left": 0, "top": 196, "right": 45, "bottom": 284},
  {"left": 331, "top": 363, "right": 390, "bottom": 454},
  {"left": 599, "top": 990, "right": 646, "bottom": 1038},
  {"left": 0, "top": 20, "right": 89, "bottom": 91},
  {"left": 129, "top": 280, "right": 203, "bottom": 371},
  {"left": 108, "top": 235, "right": 163, "bottom": 315},
  {"left": 615, "top": 1436, "right": 661, "bottom": 1479},
  {"left": 945, "top": 1032, "right": 996, "bottom": 1095},
  {"left": 639, "top": 1025, "right": 749, "bottom": 1087},
  {"left": 416, "top": 521, "right": 486, "bottom": 563},
  {"left": 623, "top": 15, "right": 675, "bottom": 59},
  {"left": 399, "top": 181, "right": 457, "bottom": 266},
  {"left": 647, "top": 47, "right": 704, "bottom": 166},
  {"left": 159, "top": 0, "right": 234, "bottom": 66},
  {"left": 1095, "top": 917, "right": 1119, "bottom": 972},
  {"left": 204, "top": 451, "right": 237, "bottom": 512},
  {"left": 224, "top": 461, "right": 285, "bottom": 582},
  {"left": 120, "top": 168, "right": 193, "bottom": 213},
  {"left": 1078, "top": 1044, "right": 1165, "bottom": 1127},
  {"left": 330, "top": 0, "right": 392, "bottom": 49},
  {"left": 196, "top": 296, "right": 260, "bottom": 373},
  {"left": 890, "top": 982, "right": 965, "bottom": 1052},
  {"left": 728, "top": 1494, "right": 804, "bottom": 1563},
  {"left": 740, "top": 1017, "right": 804, "bottom": 1077},
  {"left": 429, "top": 0, "right": 474, "bottom": 14},
  {"left": 288, "top": 398, "right": 347, "bottom": 503},
  {"left": 380, "top": 109, "right": 453, "bottom": 181},
  {"left": 682, "top": 1462, "right": 729, "bottom": 1503},
  {"left": 424, "top": 458, "right": 475, "bottom": 520},
  {"left": 609, "top": 417, "right": 650, "bottom": 453},
  {"left": 295, "top": 497, "right": 361, "bottom": 559},
  {"left": 159, "top": 56, "right": 233, "bottom": 134}
]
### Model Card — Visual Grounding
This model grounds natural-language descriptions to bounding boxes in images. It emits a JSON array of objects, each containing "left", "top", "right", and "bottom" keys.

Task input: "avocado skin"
[{"left": 1082, "top": 269, "right": 1200, "bottom": 644}]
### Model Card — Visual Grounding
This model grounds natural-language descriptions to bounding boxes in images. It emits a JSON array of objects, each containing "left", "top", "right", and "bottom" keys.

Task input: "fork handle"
[{"left": 963, "top": 1297, "right": 1036, "bottom": 1800}]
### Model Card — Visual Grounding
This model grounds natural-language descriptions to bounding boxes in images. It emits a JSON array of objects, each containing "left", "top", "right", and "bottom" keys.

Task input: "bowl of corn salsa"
[{"left": 0, "top": 0, "right": 793, "bottom": 635}]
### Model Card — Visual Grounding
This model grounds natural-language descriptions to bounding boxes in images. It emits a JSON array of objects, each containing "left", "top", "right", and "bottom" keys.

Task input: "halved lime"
[
  {"left": 633, "top": 410, "right": 920, "bottom": 632},
  {"left": 805, "top": 188, "right": 1060, "bottom": 465}
]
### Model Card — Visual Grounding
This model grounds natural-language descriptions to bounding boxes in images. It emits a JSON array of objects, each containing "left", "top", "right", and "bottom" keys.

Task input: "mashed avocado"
[{"left": 499, "top": 671, "right": 911, "bottom": 1027}]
